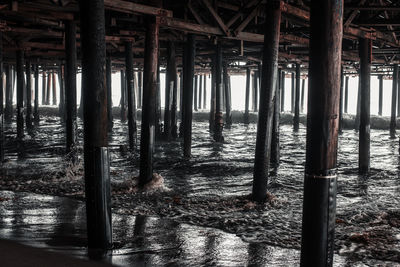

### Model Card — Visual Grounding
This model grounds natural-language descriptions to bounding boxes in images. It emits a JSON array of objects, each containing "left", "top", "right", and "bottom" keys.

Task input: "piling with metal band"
[
  {"left": 58, "top": 65, "right": 65, "bottom": 121},
  {"left": 106, "top": 55, "right": 113, "bottom": 131},
  {"left": 139, "top": 15, "right": 159, "bottom": 185},
  {"left": 65, "top": 20, "right": 77, "bottom": 154},
  {"left": 300, "top": 78, "right": 305, "bottom": 113},
  {"left": 199, "top": 75, "right": 203, "bottom": 110},
  {"left": 209, "top": 59, "right": 216, "bottom": 131},
  {"left": 244, "top": 67, "right": 250, "bottom": 124},
  {"left": 223, "top": 64, "right": 232, "bottom": 127},
  {"left": 281, "top": 70, "right": 285, "bottom": 112},
  {"left": 358, "top": 38, "right": 371, "bottom": 174},
  {"left": 300, "top": 0, "right": 343, "bottom": 265},
  {"left": 34, "top": 65, "right": 39, "bottom": 123},
  {"left": 25, "top": 60, "right": 32, "bottom": 131},
  {"left": 390, "top": 65, "right": 398, "bottom": 138},
  {"left": 125, "top": 41, "right": 137, "bottom": 151},
  {"left": 252, "top": 0, "right": 281, "bottom": 202},
  {"left": 183, "top": 34, "right": 195, "bottom": 156},
  {"left": 165, "top": 41, "right": 176, "bottom": 140},
  {"left": 16, "top": 50, "right": 24, "bottom": 140},
  {"left": 214, "top": 42, "right": 224, "bottom": 142},
  {"left": 378, "top": 75, "right": 383, "bottom": 116},
  {"left": 79, "top": 0, "right": 112, "bottom": 249},
  {"left": 156, "top": 63, "right": 162, "bottom": 138},
  {"left": 271, "top": 68, "right": 281, "bottom": 167},
  {"left": 291, "top": 72, "right": 295, "bottom": 113},
  {"left": 344, "top": 76, "right": 349, "bottom": 113},
  {"left": 5, "top": 65, "right": 12, "bottom": 122},
  {"left": 52, "top": 72, "right": 57, "bottom": 105},
  {"left": 194, "top": 75, "right": 198, "bottom": 112},
  {"left": 294, "top": 63, "right": 300, "bottom": 131},
  {"left": 203, "top": 74, "right": 207, "bottom": 109},
  {"left": 339, "top": 67, "right": 344, "bottom": 133},
  {"left": 120, "top": 70, "right": 127, "bottom": 122}
]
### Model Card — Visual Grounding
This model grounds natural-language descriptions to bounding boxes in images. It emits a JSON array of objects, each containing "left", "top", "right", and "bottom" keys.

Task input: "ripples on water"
[{"left": 1, "top": 115, "right": 400, "bottom": 265}]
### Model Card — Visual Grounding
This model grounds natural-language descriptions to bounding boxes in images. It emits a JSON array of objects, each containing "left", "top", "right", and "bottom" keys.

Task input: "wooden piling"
[
  {"left": 138, "top": 71, "right": 143, "bottom": 109},
  {"left": 300, "top": 78, "right": 305, "bottom": 113},
  {"left": 0, "top": 34, "right": 3, "bottom": 162},
  {"left": 209, "top": 60, "right": 216, "bottom": 131},
  {"left": 252, "top": 0, "right": 281, "bottom": 202},
  {"left": 281, "top": 70, "right": 285, "bottom": 112},
  {"left": 125, "top": 41, "right": 137, "bottom": 151},
  {"left": 344, "top": 76, "right": 349, "bottom": 113},
  {"left": 42, "top": 69, "right": 46, "bottom": 105},
  {"left": 339, "top": 67, "right": 344, "bottom": 133},
  {"left": 46, "top": 70, "right": 51, "bottom": 105},
  {"left": 378, "top": 75, "right": 383, "bottom": 116},
  {"left": 52, "top": 71, "right": 57, "bottom": 105},
  {"left": 65, "top": 20, "right": 77, "bottom": 154},
  {"left": 291, "top": 72, "right": 295, "bottom": 113},
  {"left": 194, "top": 75, "right": 198, "bottom": 112},
  {"left": 244, "top": 67, "right": 250, "bottom": 124},
  {"left": 120, "top": 70, "right": 127, "bottom": 122},
  {"left": 58, "top": 65, "right": 65, "bottom": 121},
  {"left": 25, "top": 60, "right": 32, "bottom": 131},
  {"left": 165, "top": 41, "right": 176, "bottom": 140},
  {"left": 355, "top": 74, "right": 361, "bottom": 130},
  {"left": 390, "top": 65, "right": 398, "bottom": 138},
  {"left": 79, "top": 0, "right": 112, "bottom": 249},
  {"left": 199, "top": 75, "right": 203, "bottom": 110},
  {"left": 214, "top": 42, "right": 224, "bottom": 142},
  {"left": 300, "top": 0, "right": 343, "bottom": 265},
  {"left": 16, "top": 50, "right": 24, "bottom": 140},
  {"left": 106, "top": 55, "right": 113, "bottom": 130},
  {"left": 358, "top": 38, "right": 371, "bottom": 174},
  {"left": 203, "top": 74, "right": 207, "bottom": 109},
  {"left": 223, "top": 64, "right": 232, "bottom": 127},
  {"left": 33, "top": 65, "right": 39, "bottom": 123},
  {"left": 253, "top": 71, "right": 258, "bottom": 112},
  {"left": 5, "top": 65, "right": 13, "bottom": 122},
  {"left": 182, "top": 34, "right": 195, "bottom": 156},
  {"left": 139, "top": 15, "right": 159, "bottom": 185},
  {"left": 294, "top": 63, "right": 300, "bottom": 131},
  {"left": 270, "top": 68, "right": 281, "bottom": 167}
]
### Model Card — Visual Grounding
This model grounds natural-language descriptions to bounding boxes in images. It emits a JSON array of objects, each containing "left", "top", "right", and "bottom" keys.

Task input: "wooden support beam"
[
  {"left": 104, "top": 0, "right": 172, "bottom": 17},
  {"left": 201, "top": 0, "right": 230, "bottom": 36},
  {"left": 344, "top": 0, "right": 367, "bottom": 28},
  {"left": 234, "top": 2, "right": 262, "bottom": 35},
  {"left": 187, "top": 2, "right": 205, "bottom": 25}
]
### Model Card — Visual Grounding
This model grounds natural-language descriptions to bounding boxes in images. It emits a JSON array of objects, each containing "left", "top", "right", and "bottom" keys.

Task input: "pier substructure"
[
  {"left": 281, "top": 71, "right": 285, "bottom": 112},
  {"left": 33, "top": 65, "right": 39, "bottom": 123},
  {"left": 252, "top": 0, "right": 281, "bottom": 202},
  {"left": 79, "top": 0, "right": 112, "bottom": 249},
  {"left": 300, "top": 0, "right": 343, "bottom": 265},
  {"left": 344, "top": 76, "right": 349, "bottom": 114},
  {"left": 209, "top": 61, "right": 216, "bottom": 131}
]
